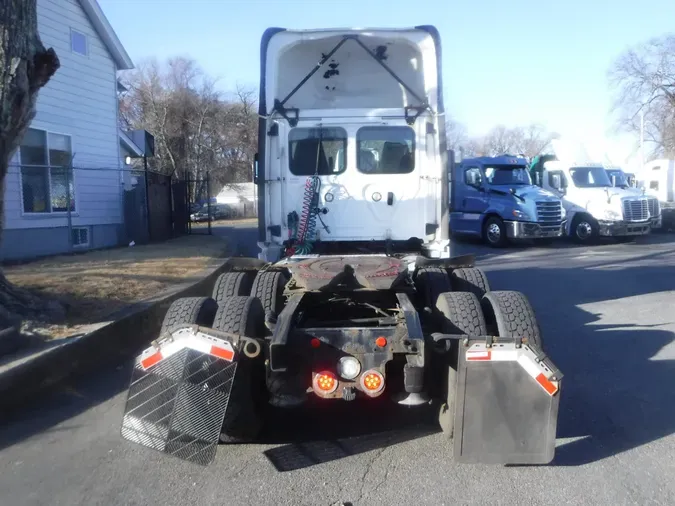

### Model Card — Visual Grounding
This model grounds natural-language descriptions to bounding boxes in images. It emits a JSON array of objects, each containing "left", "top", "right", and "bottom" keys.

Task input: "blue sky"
[{"left": 100, "top": 0, "right": 675, "bottom": 165}]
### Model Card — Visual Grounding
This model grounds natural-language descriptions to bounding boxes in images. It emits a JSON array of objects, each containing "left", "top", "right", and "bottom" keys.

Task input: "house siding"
[{"left": 3, "top": 0, "right": 122, "bottom": 238}]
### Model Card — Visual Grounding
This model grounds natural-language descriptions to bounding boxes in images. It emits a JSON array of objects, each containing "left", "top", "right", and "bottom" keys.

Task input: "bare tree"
[
  {"left": 119, "top": 59, "right": 258, "bottom": 196},
  {"left": 482, "top": 125, "right": 514, "bottom": 155},
  {"left": 608, "top": 34, "right": 675, "bottom": 159},
  {"left": 445, "top": 116, "right": 468, "bottom": 152},
  {"left": 0, "top": 0, "right": 62, "bottom": 330},
  {"left": 465, "top": 124, "right": 557, "bottom": 159},
  {"left": 509, "top": 124, "right": 559, "bottom": 159}
]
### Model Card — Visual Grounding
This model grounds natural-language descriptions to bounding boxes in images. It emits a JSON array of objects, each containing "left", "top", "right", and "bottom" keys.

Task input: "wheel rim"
[
  {"left": 576, "top": 221, "right": 592, "bottom": 240},
  {"left": 487, "top": 222, "right": 501, "bottom": 243}
]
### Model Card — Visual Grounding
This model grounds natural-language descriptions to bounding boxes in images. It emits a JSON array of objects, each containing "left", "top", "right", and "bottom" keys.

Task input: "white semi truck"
[
  {"left": 119, "top": 26, "right": 562, "bottom": 467},
  {"left": 530, "top": 153, "right": 661, "bottom": 243},
  {"left": 637, "top": 159, "right": 675, "bottom": 230}
]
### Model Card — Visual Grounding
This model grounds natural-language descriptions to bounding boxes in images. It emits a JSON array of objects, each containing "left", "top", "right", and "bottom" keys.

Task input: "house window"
[
  {"left": 71, "top": 29, "right": 88, "bottom": 55},
  {"left": 19, "top": 128, "right": 76, "bottom": 214},
  {"left": 71, "top": 227, "right": 90, "bottom": 247}
]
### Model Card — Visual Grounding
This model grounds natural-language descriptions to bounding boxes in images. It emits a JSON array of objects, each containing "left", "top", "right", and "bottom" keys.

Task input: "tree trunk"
[{"left": 0, "top": 1, "right": 62, "bottom": 334}]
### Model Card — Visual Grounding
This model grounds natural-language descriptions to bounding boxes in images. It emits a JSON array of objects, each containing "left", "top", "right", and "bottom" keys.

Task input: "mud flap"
[
  {"left": 120, "top": 327, "right": 239, "bottom": 466},
  {"left": 453, "top": 337, "right": 562, "bottom": 465}
]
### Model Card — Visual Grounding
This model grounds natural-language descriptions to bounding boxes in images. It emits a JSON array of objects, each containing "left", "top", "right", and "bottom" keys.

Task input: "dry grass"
[{"left": 5, "top": 235, "right": 229, "bottom": 338}]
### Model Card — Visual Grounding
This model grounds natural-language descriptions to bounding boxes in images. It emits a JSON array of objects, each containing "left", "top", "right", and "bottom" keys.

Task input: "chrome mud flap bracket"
[
  {"left": 120, "top": 326, "right": 241, "bottom": 466},
  {"left": 453, "top": 337, "right": 563, "bottom": 465}
]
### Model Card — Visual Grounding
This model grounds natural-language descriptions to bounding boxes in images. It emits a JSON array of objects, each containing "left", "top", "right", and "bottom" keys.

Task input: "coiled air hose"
[{"left": 295, "top": 175, "right": 321, "bottom": 255}]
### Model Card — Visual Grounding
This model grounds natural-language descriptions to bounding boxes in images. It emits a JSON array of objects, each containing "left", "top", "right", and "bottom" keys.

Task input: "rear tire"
[
  {"left": 481, "top": 291, "right": 542, "bottom": 349},
  {"left": 450, "top": 267, "right": 491, "bottom": 298},
  {"left": 212, "top": 271, "right": 256, "bottom": 303},
  {"left": 251, "top": 270, "right": 288, "bottom": 316},
  {"left": 212, "top": 296, "right": 266, "bottom": 444},
  {"left": 435, "top": 292, "right": 488, "bottom": 438},
  {"left": 415, "top": 267, "right": 452, "bottom": 310},
  {"left": 160, "top": 297, "right": 218, "bottom": 335}
]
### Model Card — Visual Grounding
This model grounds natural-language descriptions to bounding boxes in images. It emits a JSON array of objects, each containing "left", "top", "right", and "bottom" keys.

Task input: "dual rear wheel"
[
  {"left": 159, "top": 269, "right": 288, "bottom": 444},
  {"left": 424, "top": 266, "right": 542, "bottom": 439}
]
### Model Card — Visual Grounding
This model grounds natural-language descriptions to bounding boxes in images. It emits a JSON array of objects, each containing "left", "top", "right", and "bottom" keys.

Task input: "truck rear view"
[
  {"left": 119, "top": 26, "right": 563, "bottom": 468},
  {"left": 255, "top": 27, "right": 450, "bottom": 261}
]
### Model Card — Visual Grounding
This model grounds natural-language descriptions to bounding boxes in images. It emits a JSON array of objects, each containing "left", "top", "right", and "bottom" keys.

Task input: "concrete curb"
[{"left": 0, "top": 256, "right": 266, "bottom": 412}]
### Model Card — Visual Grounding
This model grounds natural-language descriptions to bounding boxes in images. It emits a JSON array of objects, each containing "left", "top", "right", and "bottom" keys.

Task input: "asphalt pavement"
[{"left": 2, "top": 228, "right": 675, "bottom": 506}]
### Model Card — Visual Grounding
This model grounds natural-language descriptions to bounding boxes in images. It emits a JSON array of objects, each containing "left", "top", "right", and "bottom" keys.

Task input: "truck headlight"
[
  {"left": 511, "top": 209, "right": 531, "bottom": 220},
  {"left": 603, "top": 209, "right": 621, "bottom": 220},
  {"left": 560, "top": 206, "right": 566, "bottom": 220}
]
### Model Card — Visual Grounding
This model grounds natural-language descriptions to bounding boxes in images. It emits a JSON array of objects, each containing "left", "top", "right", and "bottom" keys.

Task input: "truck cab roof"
[{"left": 460, "top": 155, "right": 529, "bottom": 167}]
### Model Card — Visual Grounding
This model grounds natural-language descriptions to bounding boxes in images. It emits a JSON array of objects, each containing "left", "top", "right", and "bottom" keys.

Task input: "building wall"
[{"left": 2, "top": 0, "right": 123, "bottom": 260}]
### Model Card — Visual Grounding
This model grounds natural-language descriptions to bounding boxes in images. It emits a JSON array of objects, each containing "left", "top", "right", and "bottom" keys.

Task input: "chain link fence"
[{"left": 3, "top": 164, "right": 213, "bottom": 261}]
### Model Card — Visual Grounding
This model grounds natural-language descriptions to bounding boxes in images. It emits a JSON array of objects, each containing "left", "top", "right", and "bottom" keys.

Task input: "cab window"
[
  {"left": 288, "top": 127, "right": 347, "bottom": 176},
  {"left": 356, "top": 126, "right": 415, "bottom": 175}
]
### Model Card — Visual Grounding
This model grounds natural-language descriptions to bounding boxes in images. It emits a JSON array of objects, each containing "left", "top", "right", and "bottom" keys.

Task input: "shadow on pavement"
[
  {"left": 487, "top": 257, "right": 675, "bottom": 467},
  {"left": 0, "top": 360, "right": 133, "bottom": 452},
  {"left": 261, "top": 400, "right": 438, "bottom": 472}
]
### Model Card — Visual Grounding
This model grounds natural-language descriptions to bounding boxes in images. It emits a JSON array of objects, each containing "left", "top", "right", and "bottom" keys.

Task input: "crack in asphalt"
[{"left": 353, "top": 445, "right": 390, "bottom": 505}]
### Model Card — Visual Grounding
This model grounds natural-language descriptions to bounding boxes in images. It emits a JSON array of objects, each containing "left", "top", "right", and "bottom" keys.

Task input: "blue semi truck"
[{"left": 449, "top": 154, "right": 566, "bottom": 247}]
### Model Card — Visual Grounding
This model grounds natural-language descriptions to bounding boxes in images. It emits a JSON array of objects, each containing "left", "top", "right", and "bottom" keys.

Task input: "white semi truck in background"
[
  {"left": 529, "top": 142, "right": 661, "bottom": 243},
  {"left": 119, "top": 26, "right": 562, "bottom": 467},
  {"left": 637, "top": 159, "right": 675, "bottom": 230}
]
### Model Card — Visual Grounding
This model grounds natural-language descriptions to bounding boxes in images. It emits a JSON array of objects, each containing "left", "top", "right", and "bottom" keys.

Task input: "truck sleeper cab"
[
  {"left": 638, "top": 158, "right": 674, "bottom": 230},
  {"left": 449, "top": 155, "right": 566, "bottom": 247},
  {"left": 537, "top": 161, "right": 661, "bottom": 242}
]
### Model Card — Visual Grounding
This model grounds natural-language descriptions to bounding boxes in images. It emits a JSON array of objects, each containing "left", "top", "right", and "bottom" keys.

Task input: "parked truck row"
[{"left": 450, "top": 152, "right": 663, "bottom": 247}]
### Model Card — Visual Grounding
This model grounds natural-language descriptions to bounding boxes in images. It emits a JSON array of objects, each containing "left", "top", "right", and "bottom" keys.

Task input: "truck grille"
[
  {"left": 623, "top": 198, "right": 649, "bottom": 221},
  {"left": 648, "top": 198, "right": 660, "bottom": 217},
  {"left": 536, "top": 201, "right": 563, "bottom": 231}
]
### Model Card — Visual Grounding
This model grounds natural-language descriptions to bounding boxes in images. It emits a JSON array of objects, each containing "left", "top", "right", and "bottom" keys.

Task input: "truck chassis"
[{"left": 120, "top": 254, "right": 562, "bottom": 466}]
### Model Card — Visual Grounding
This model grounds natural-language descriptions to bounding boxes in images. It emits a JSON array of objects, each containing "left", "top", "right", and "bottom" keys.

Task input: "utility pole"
[{"left": 640, "top": 109, "right": 645, "bottom": 168}]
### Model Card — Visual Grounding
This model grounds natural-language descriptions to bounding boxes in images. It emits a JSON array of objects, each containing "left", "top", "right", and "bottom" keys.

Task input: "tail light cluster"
[{"left": 312, "top": 363, "right": 384, "bottom": 397}]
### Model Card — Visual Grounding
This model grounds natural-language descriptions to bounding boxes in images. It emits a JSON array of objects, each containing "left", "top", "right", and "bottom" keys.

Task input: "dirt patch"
[{"left": 5, "top": 235, "right": 229, "bottom": 340}]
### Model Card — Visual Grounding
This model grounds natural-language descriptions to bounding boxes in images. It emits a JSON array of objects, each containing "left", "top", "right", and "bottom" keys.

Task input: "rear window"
[
  {"left": 356, "top": 126, "right": 415, "bottom": 175},
  {"left": 288, "top": 127, "right": 347, "bottom": 176}
]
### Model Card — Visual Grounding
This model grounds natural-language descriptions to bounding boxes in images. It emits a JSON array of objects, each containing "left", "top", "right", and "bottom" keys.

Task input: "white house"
[
  {"left": 216, "top": 182, "right": 258, "bottom": 217},
  {"left": 2, "top": 0, "right": 135, "bottom": 260}
]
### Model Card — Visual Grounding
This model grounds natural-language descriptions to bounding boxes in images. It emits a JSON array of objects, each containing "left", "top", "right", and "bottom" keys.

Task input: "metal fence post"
[
  {"left": 206, "top": 172, "right": 212, "bottom": 235},
  {"left": 144, "top": 155, "right": 151, "bottom": 242},
  {"left": 65, "top": 165, "right": 73, "bottom": 252}
]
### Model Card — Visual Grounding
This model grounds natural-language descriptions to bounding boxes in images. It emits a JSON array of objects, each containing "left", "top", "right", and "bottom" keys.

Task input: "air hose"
[{"left": 295, "top": 176, "right": 321, "bottom": 255}]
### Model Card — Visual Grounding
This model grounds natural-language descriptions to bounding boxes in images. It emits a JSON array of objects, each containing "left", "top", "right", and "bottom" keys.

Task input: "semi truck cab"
[
  {"left": 449, "top": 155, "right": 566, "bottom": 247},
  {"left": 534, "top": 160, "right": 661, "bottom": 242}
]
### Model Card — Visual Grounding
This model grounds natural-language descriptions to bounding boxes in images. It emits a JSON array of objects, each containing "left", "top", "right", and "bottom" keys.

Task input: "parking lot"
[{"left": 1, "top": 228, "right": 674, "bottom": 506}]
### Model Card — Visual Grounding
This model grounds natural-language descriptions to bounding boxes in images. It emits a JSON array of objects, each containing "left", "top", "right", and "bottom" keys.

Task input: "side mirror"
[
  {"left": 610, "top": 175, "right": 617, "bottom": 187},
  {"left": 534, "top": 172, "right": 541, "bottom": 186},
  {"left": 466, "top": 172, "right": 482, "bottom": 189},
  {"left": 551, "top": 174, "right": 562, "bottom": 190},
  {"left": 253, "top": 153, "right": 259, "bottom": 184}
]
